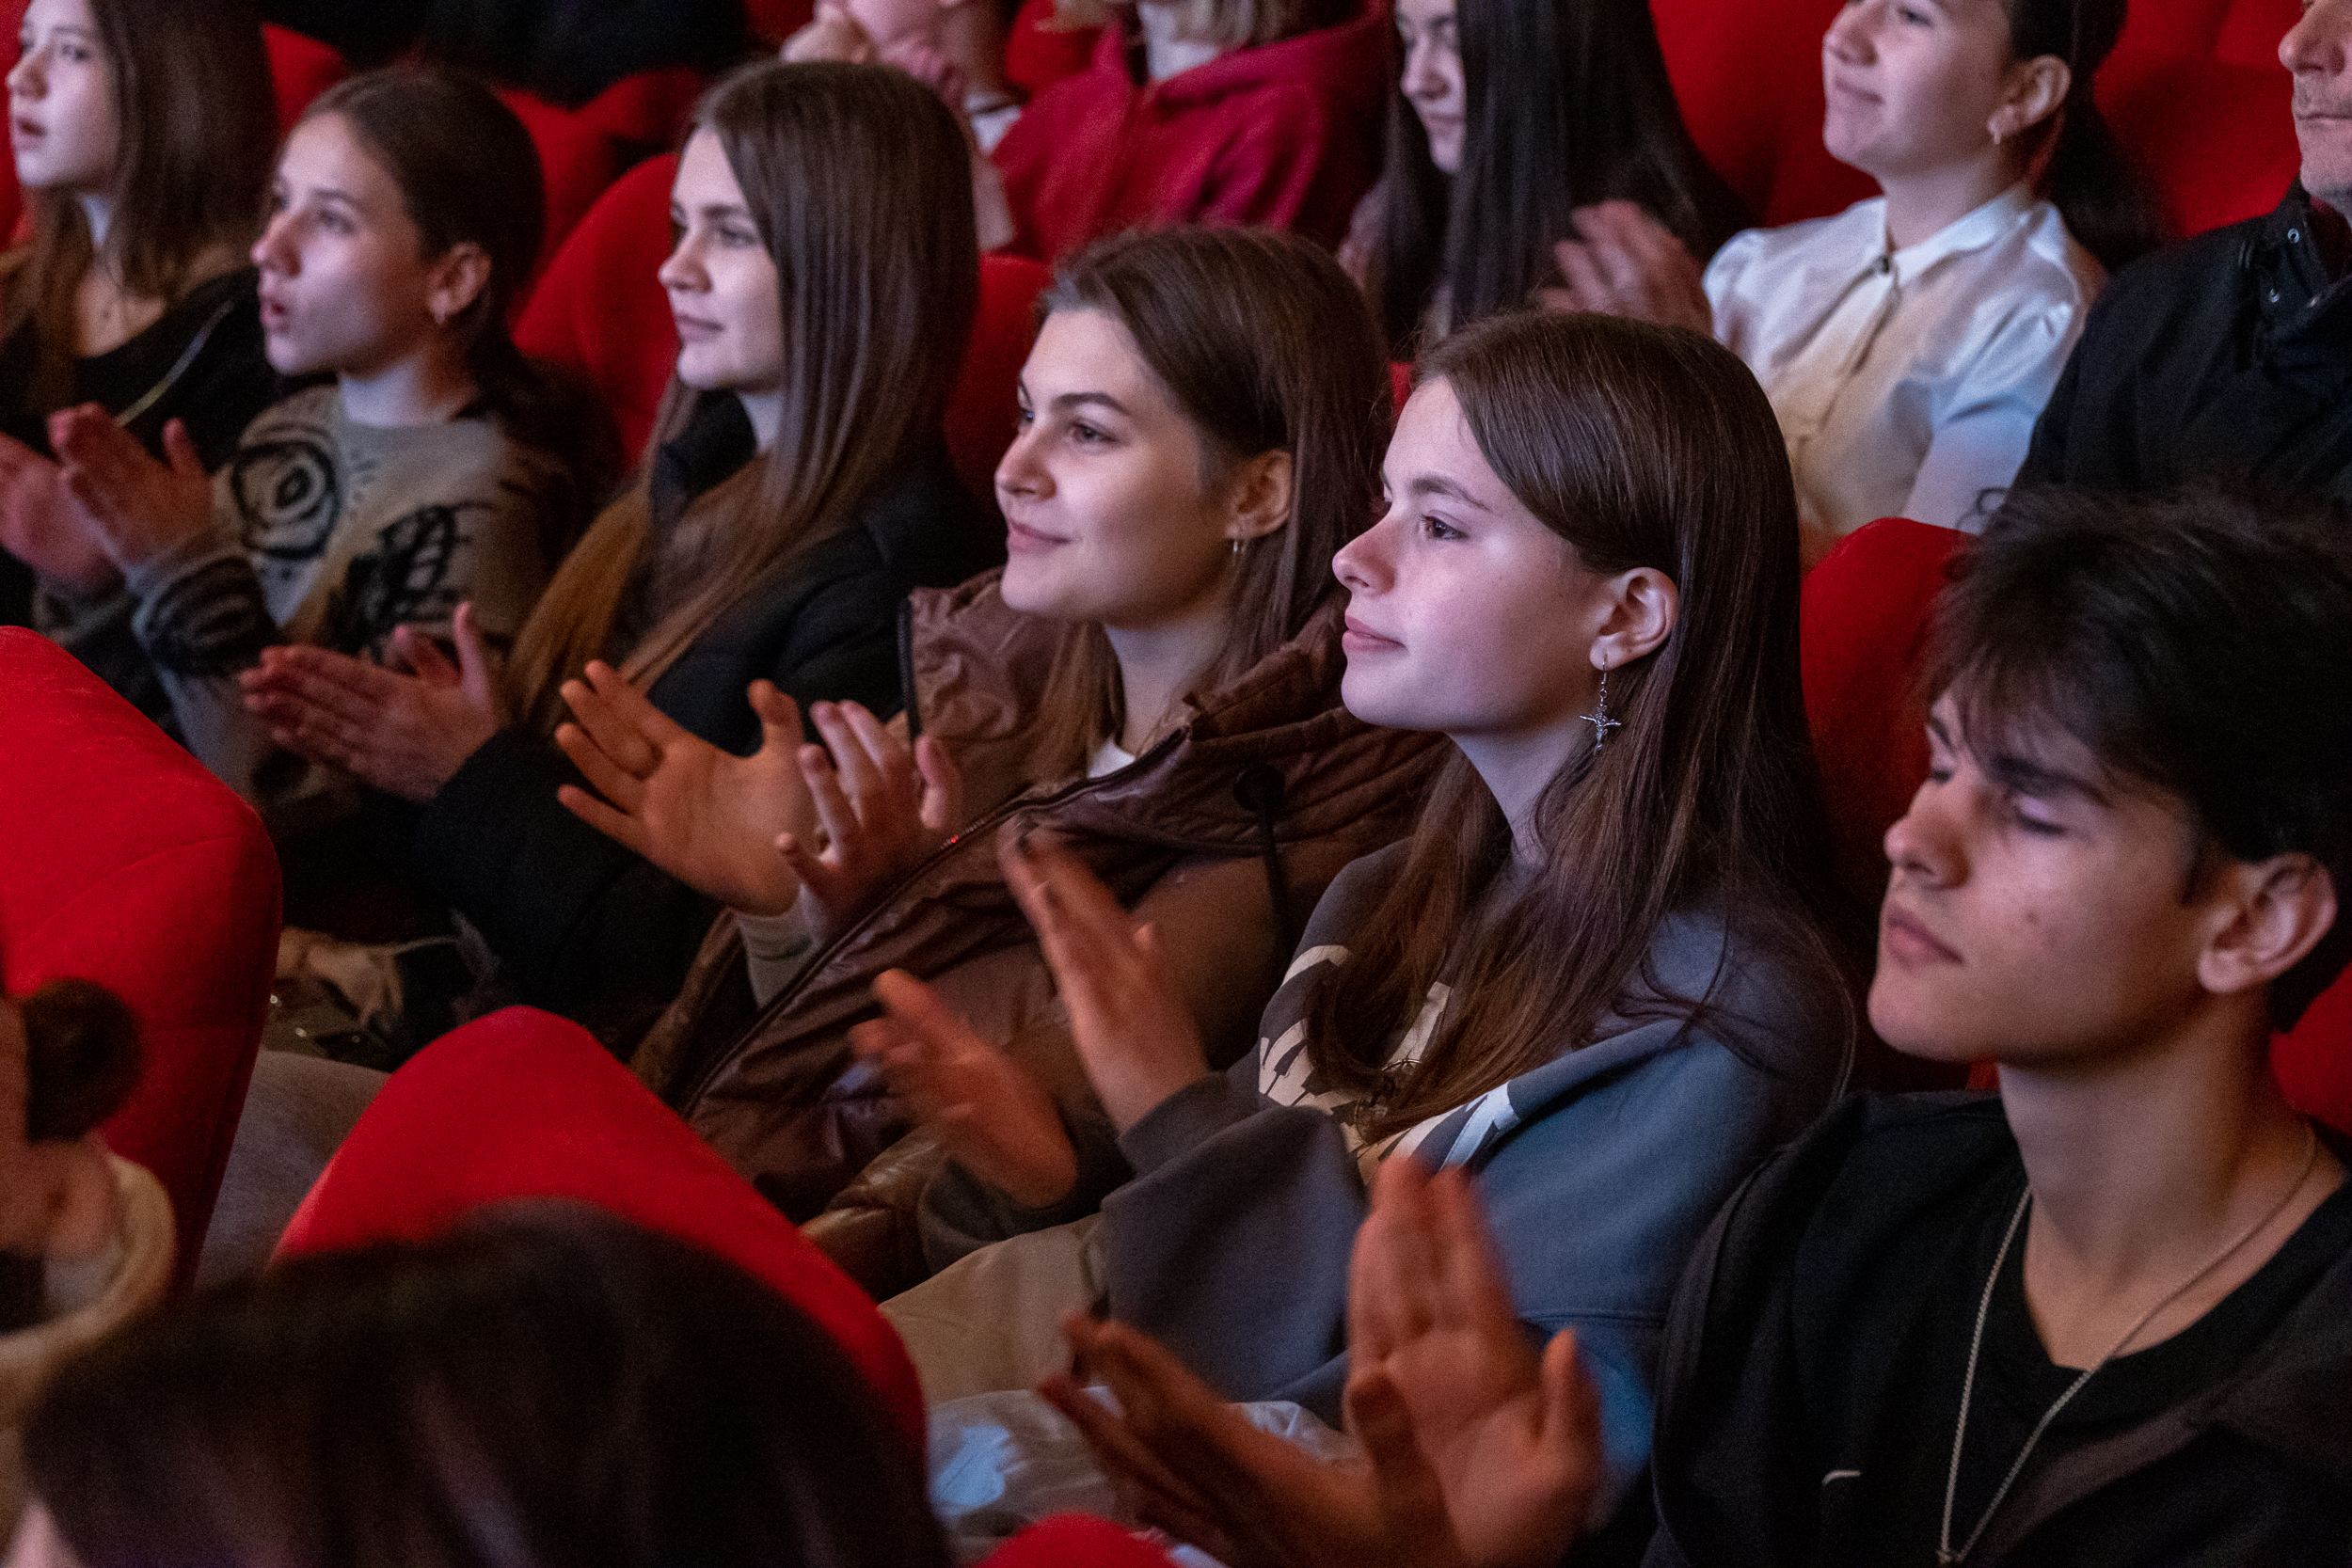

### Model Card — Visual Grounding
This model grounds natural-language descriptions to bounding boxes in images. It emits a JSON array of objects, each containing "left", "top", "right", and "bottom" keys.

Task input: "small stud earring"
[
  {"left": 1991, "top": 124, "right": 2004, "bottom": 148},
  {"left": 1232, "top": 537, "right": 1244, "bottom": 559}
]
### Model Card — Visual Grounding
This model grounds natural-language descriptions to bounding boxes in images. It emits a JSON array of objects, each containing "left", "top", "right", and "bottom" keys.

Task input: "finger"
[
  {"left": 1355, "top": 1157, "right": 1446, "bottom": 1353},
  {"left": 799, "top": 741, "right": 862, "bottom": 859},
  {"left": 914, "top": 734, "right": 963, "bottom": 836},
  {"left": 1038, "top": 1370, "right": 1224, "bottom": 1531},
  {"left": 395, "top": 625, "right": 461, "bottom": 685},
  {"left": 745, "top": 680, "right": 805, "bottom": 754},
  {"left": 553, "top": 719, "right": 649, "bottom": 814},
  {"left": 1550, "top": 240, "right": 1613, "bottom": 310},
  {"left": 1344, "top": 1370, "right": 1460, "bottom": 1556},
  {"left": 808, "top": 701, "right": 890, "bottom": 818},
  {"left": 261, "top": 657, "right": 408, "bottom": 729},
  {"left": 162, "top": 418, "right": 205, "bottom": 478},
  {"left": 1538, "top": 1325, "right": 1602, "bottom": 1457},
  {"left": 581, "top": 659, "right": 691, "bottom": 750},
  {"left": 1425, "top": 1166, "right": 1521, "bottom": 1331},
  {"left": 453, "top": 601, "right": 496, "bottom": 709},
  {"left": 837, "top": 700, "right": 921, "bottom": 816},
  {"left": 554, "top": 782, "right": 654, "bottom": 857},
  {"left": 560, "top": 677, "right": 660, "bottom": 780},
  {"left": 869, "top": 969, "right": 990, "bottom": 1061}
]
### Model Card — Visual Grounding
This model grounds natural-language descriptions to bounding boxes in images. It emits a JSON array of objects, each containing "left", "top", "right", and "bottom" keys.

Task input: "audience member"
[
  {"left": 16, "top": 1204, "right": 952, "bottom": 1568},
  {"left": 0, "top": 0, "right": 278, "bottom": 666},
  {"left": 879, "top": 312, "right": 1854, "bottom": 1535},
  {"left": 0, "top": 977, "right": 168, "bottom": 1545},
  {"left": 16, "top": 70, "right": 576, "bottom": 849},
  {"left": 2018, "top": 0, "right": 2352, "bottom": 502},
  {"left": 1055, "top": 485, "right": 2352, "bottom": 1568},
  {"left": 1552, "top": 0, "right": 2156, "bottom": 562},
  {"left": 992, "top": 0, "right": 1389, "bottom": 260},
  {"left": 1342, "top": 0, "right": 1746, "bottom": 356},
  {"left": 244, "top": 61, "right": 1002, "bottom": 1039},
  {"left": 560, "top": 228, "right": 1440, "bottom": 1285}
]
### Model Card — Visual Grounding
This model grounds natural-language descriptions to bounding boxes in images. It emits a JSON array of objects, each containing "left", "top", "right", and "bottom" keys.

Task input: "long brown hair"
[
  {"left": 504, "top": 60, "right": 978, "bottom": 733},
  {"left": 3, "top": 0, "right": 276, "bottom": 404},
  {"left": 1307, "top": 311, "right": 1850, "bottom": 1137},
  {"left": 1026, "top": 226, "right": 1391, "bottom": 775}
]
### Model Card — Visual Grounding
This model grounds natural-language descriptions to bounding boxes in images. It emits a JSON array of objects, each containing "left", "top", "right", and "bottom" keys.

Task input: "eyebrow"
[
  {"left": 1041, "top": 390, "right": 1134, "bottom": 418},
  {"left": 1928, "top": 715, "right": 2112, "bottom": 805},
  {"left": 1402, "top": 474, "right": 1496, "bottom": 512}
]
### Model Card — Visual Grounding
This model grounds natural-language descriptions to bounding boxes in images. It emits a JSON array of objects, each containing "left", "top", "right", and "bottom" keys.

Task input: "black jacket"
[
  {"left": 412, "top": 433, "right": 1002, "bottom": 1044},
  {"left": 1643, "top": 1094, "right": 2352, "bottom": 1568},
  {"left": 2018, "top": 184, "right": 2352, "bottom": 502}
]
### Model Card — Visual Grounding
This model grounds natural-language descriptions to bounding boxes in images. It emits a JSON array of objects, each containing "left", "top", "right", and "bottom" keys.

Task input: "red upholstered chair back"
[
  {"left": 497, "top": 70, "right": 702, "bottom": 292},
  {"left": 515, "top": 151, "right": 680, "bottom": 461},
  {"left": 2096, "top": 51, "right": 2299, "bottom": 239},
  {"left": 2276, "top": 974, "right": 2352, "bottom": 1136},
  {"left": 744, "top": 0, "right": 818, "bottom": 45},
  {"left": 274, "top": 1006, "right": 926, "bottom": 1455},
  {"left": 0, "top": 629, "right": 279, "bottom": 1286},
  {"left": 520, "top": 157, "right": 1052, "bottom": 497},
  {"left": 262, "top": 24, "right": 347, "bottom": 140},
  {"left": 1800, "top": 518, "right": 1964, "bottom": 911}
]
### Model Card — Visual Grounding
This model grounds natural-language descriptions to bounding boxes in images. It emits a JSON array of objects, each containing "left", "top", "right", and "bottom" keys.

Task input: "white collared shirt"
[{"left": 1706, "top": 184, "right": 2103, "bottom": 539}]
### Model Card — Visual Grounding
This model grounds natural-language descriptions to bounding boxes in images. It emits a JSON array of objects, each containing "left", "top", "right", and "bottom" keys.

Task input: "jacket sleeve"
[
  {"left": 411, "top": 545, "right": 914, "bottom": 1038},
  {"left": 1097, "top": 1021, "right": 1823, "bottom": 1522},
  {"left": 1199, "top": 87, "right": 1373, "bottom": 251}
]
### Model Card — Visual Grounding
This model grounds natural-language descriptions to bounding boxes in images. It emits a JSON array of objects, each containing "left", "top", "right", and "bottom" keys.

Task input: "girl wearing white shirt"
[{"left": 1550, "top": 0, "right": 2159, "bottom": 562}]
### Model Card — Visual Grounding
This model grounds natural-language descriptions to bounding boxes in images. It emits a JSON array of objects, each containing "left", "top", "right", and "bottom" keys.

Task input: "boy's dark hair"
[
  {"left": 1931, "top": 486, "right": 2352, "bottom": 1028},
  {"left": 23, "top": 978, "right": 144, "bottom": 1144}
]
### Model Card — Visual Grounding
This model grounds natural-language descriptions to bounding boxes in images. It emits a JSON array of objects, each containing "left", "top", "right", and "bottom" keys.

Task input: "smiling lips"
[
  {"left": 1341, "top": 614, "right": 1400, "bottom": 654},
  {"left": 1003, "top": 518, "right": 1065, "bottom": 554}
]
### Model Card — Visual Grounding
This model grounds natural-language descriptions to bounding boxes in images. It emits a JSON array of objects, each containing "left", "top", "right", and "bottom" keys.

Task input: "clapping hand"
[
  {"left": 51, "top": 407, "right": 214, "bottom": 572},
  {"left": 0, "top": 430, "right": 115, "bottom": 596},
  {"left": 554, "top": 666, "right": 815, "bottom": 916},
  {"left": 1540, "top": 201, "right": 1714, "bottom": 335},
  {"left": 850, "top": 968, "right": 1081, "bottom": 1209},
  {"left": 240, "top": 602, "right": 505, "bottom": 801}
]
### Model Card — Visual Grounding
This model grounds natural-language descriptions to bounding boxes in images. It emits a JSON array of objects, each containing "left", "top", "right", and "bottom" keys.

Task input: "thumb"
[
  {"left": 396, "top": 624, "right": 459, "bottom": 684},
  {"left": 163, "top": 419, "right": 205, "bottom": 478},
  {"left": 747, "top": 679, "right": 804, "bottom": 755},
  {"left": 914, "top": 734, "right": 962, "bottom": 834}
]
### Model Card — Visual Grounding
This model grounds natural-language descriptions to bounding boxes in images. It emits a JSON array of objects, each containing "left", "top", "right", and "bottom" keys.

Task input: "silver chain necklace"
[{"left": 1936, "top": 1124, "right": 2322, "bottom": 1566}]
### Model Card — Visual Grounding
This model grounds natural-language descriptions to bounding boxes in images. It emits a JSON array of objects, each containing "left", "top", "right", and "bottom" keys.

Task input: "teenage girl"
[
  {"left": 1549, "top": 0, "right": 2159, "bottom": 559},
  {"left": 29, "top": 69, "right": 578, "bottom": 847}
]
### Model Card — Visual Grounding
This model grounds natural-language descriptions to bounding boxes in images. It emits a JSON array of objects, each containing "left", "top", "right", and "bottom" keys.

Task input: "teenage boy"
[{"left": 1047, "top": 484, "right": 2352, "bottom": 1567}]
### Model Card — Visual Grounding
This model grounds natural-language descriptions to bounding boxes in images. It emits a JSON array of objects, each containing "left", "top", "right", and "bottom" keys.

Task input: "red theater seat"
[
  {"left": 2097, "top": 52, "right": 2299, "bottom": 239},
  {"left": 2277, "top": 974, "right": 2352, "bottom": 1136},
  {"left": 980, "top": 1516, "right": 1178, "bottom": 1568},
  {"left": 744, "top": 0, "right": 818, "bottom": 46},
  {"left": 0, "top": 629, "right": 279, "bottom": 1287},
  {"left": 519, "top": 150, "right": 1052, "bottom": 492},
  {"left": 498, "top": 69, "right": 703, "bottom": 286},
  {"left": 1800, "top": 517, "right": 1963, "bottom": 911},
  {"left": 1005, "top": 0, "right": 1101, "bottom": 97},
  {"left": 1652, "top": 0, "right": 1875, "bottom": 228},
  {"left": 274, "top": 1006, "right": 927, "bottom": 1455},
  {"left": 262, "top": 24, "right": 347, "bottom": 139}
]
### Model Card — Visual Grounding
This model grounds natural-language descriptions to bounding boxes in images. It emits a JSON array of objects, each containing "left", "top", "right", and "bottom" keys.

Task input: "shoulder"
[
  {"left": 1633, "top": 901, "right": 1853, "bottom": 1090},
  {"left": 2079, "top": 211, "right": 2264, "bottom": 344},
  {"left": 235, "top": 382, "right": 341, "bottom": 447},
  {"left": 1295, "top": 839, "right": 1412, "bottom": 948}
]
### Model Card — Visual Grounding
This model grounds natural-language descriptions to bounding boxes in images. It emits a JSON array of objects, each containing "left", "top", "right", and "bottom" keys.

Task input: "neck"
[
  {"left": 338, "top": 334, "right": 479, "bottom": 428},
  {"left": 735, "top": 388, "right": 783, "bottom": 454},
  {"left": 1103, "top": 604, "right": 1229, "bottom": 755},
  {"left": 73, "top": 190, "right": 113, "bottom": 257},
  {"left": 1452, "top": 718, "right": 1589, "bottom": 869},
  {"left": 1874, "top": 147, "right": 2026, "bottom": 251},
  {"left": 2002, "top": 995, "right": 2333, "bottom": 1304},
  {"left": 1136, "top": 2, "right": 1225, "bottom": 81}
]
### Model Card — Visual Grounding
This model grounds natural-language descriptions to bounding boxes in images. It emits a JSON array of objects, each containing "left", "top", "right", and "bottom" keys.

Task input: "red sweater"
[{"left": 993, "top": 7, "right": 1390, "bottom": 261}]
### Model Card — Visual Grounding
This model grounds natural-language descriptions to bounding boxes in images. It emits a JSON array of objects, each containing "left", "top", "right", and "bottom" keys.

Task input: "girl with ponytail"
[
  {"left": 1548, "top": 0, "right": 2159, "bottom": 562},
  {"left": 31, "top": 66, "right": 581, "bottom": 849}
]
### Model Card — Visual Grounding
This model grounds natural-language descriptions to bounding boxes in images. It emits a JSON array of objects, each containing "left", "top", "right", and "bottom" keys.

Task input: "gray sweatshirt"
[
  {"left": 1098, "top": 842, "right": 1851, "bottom": 1513},
  {"left": 116, "top": 386, "right": 560, "bottom": 838}
]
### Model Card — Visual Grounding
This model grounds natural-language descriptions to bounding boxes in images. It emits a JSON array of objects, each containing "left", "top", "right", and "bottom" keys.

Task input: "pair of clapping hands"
[
  {"left": 1042, "top": 1158, "right": 1603, "bottom": 1568},
  {"left": 0, "top": 410, "right": 215, "bottom": 598},
  {"left": 548, "top": 671, "right": 1202, "bottom": 1212},
  {"left": 1538, "top": 201, "right": 1714, "bottom": 335}
]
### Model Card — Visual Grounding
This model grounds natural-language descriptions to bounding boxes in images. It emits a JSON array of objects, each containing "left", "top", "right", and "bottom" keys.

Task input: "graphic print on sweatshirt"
[{"left": 1256, "top": 943, "right": 1522, "bottom": 1181}]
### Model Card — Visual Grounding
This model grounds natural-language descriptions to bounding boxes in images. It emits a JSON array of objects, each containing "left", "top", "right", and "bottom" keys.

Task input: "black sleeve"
[{"left": 2013, "top": 311, "right": 2088, "bottom": 488}]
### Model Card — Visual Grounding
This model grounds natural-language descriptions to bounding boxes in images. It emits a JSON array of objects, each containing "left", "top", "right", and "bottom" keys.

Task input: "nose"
[
  {"left": 1400, "top": 34, "right": 1440, "bottom": 101},
  {"left": 993, "top": 410, "right": 1049, "bottom": 504},
  {"left": 1824, "top": 0, "right": 1872, "bottom": 64},
  {"left": 2282, "top": 0, "right": 2349, "bottom": 76},
  {"left": 251, "top": 210, "right": 297, "bottom": 276},
  {"left": 657, "top": 229, "right": 704, "bottom": 293},
  {"left": 1883, "top": 772, "right": 1964, "bottom": 893},
  {"left": 8, "top": 43, "right": 41, "bottom": 99},
  {"left": 1332, "top": 508, "right": 1397, "bottom": 594}
]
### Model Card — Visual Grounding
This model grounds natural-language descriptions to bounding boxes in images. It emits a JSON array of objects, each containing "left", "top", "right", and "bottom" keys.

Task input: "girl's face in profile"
[
  {"left": 1334, "top": 377, "right": 1609, "bottom": 746},
  {"left": 1395, "top": 0, "right": 1465, "bottom": 174},
  {"left": 8, "top": 0, "right": 116, "bottom": 198},
  {"left": 251, "top": 113, "right": 453, "bottom": 383},
  {"left": 994, "top": 306, "right": 1258, "bottom": 638},
  {"left": 659, "top": 129, "right": 787, "bottom": 402}
]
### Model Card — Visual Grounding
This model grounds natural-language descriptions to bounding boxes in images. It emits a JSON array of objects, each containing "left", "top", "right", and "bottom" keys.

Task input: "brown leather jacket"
[{"left": 631, "top": 572, "right": 1442, "bottom": 1294}]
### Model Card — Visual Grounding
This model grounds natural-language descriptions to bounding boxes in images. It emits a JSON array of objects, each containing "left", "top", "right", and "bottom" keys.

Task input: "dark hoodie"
[
  {"left": 628, "top": 571, "right": 1443, "bottom": 1295},
  {"left": 992, "top": 3, "right": 1390, "bottom": 261},
  {"left": 1645, "top": 1093, "right": 2352, "bottom": 1568},
  {"left": 2019, "top": 183, "right": 2352, "bottom": 502}
]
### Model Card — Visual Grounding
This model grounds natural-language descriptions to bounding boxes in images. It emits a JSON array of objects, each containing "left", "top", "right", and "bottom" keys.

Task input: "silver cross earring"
[{"left": 1581, "top": 658, "right": 1621, "bottom": 752}]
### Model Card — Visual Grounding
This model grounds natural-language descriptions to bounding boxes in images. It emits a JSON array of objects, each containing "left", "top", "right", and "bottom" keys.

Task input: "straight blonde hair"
[{"left": 505, "top": 61, "right": 978, "bottom": 733}]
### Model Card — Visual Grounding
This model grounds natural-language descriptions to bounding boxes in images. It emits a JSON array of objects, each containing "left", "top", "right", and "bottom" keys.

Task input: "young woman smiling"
[
  {"left": 242, "top": 61, "right": 1002, "bottom": 1038},
  {"left": 1550, "top": 0, "right": 2159, "bottom": 561},
  {"left": 0, "top": 0, "right": 277, "bottom": 659},
  {"left": 18, "top": 69, "right": 576, "bottom": 852},
  {"left": 555, "top": 227, "right": 1441, "bottom": 1293},
  {"left": 857, "top": 313, "right": 1854, "bottom": 1518},
  {"left": 1340, "top": 0, "right": 1744, "bottom": 356}
]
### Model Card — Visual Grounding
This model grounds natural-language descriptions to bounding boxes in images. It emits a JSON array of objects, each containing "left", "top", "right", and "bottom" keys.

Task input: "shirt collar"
[{"left": 1863, "top": 182, "right": 2039, "bottom": 287}]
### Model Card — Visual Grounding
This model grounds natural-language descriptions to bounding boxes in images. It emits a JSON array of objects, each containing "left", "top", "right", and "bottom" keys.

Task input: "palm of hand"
[
  {"left": 638, "top": 735, "right": 812, "bottom": 917},
  {"left": 1382, "top": 1332, "right": 1598, "bottom": 1567},
  {"left": 0, "top": 454, "right": 111, "bottom": 594}
]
